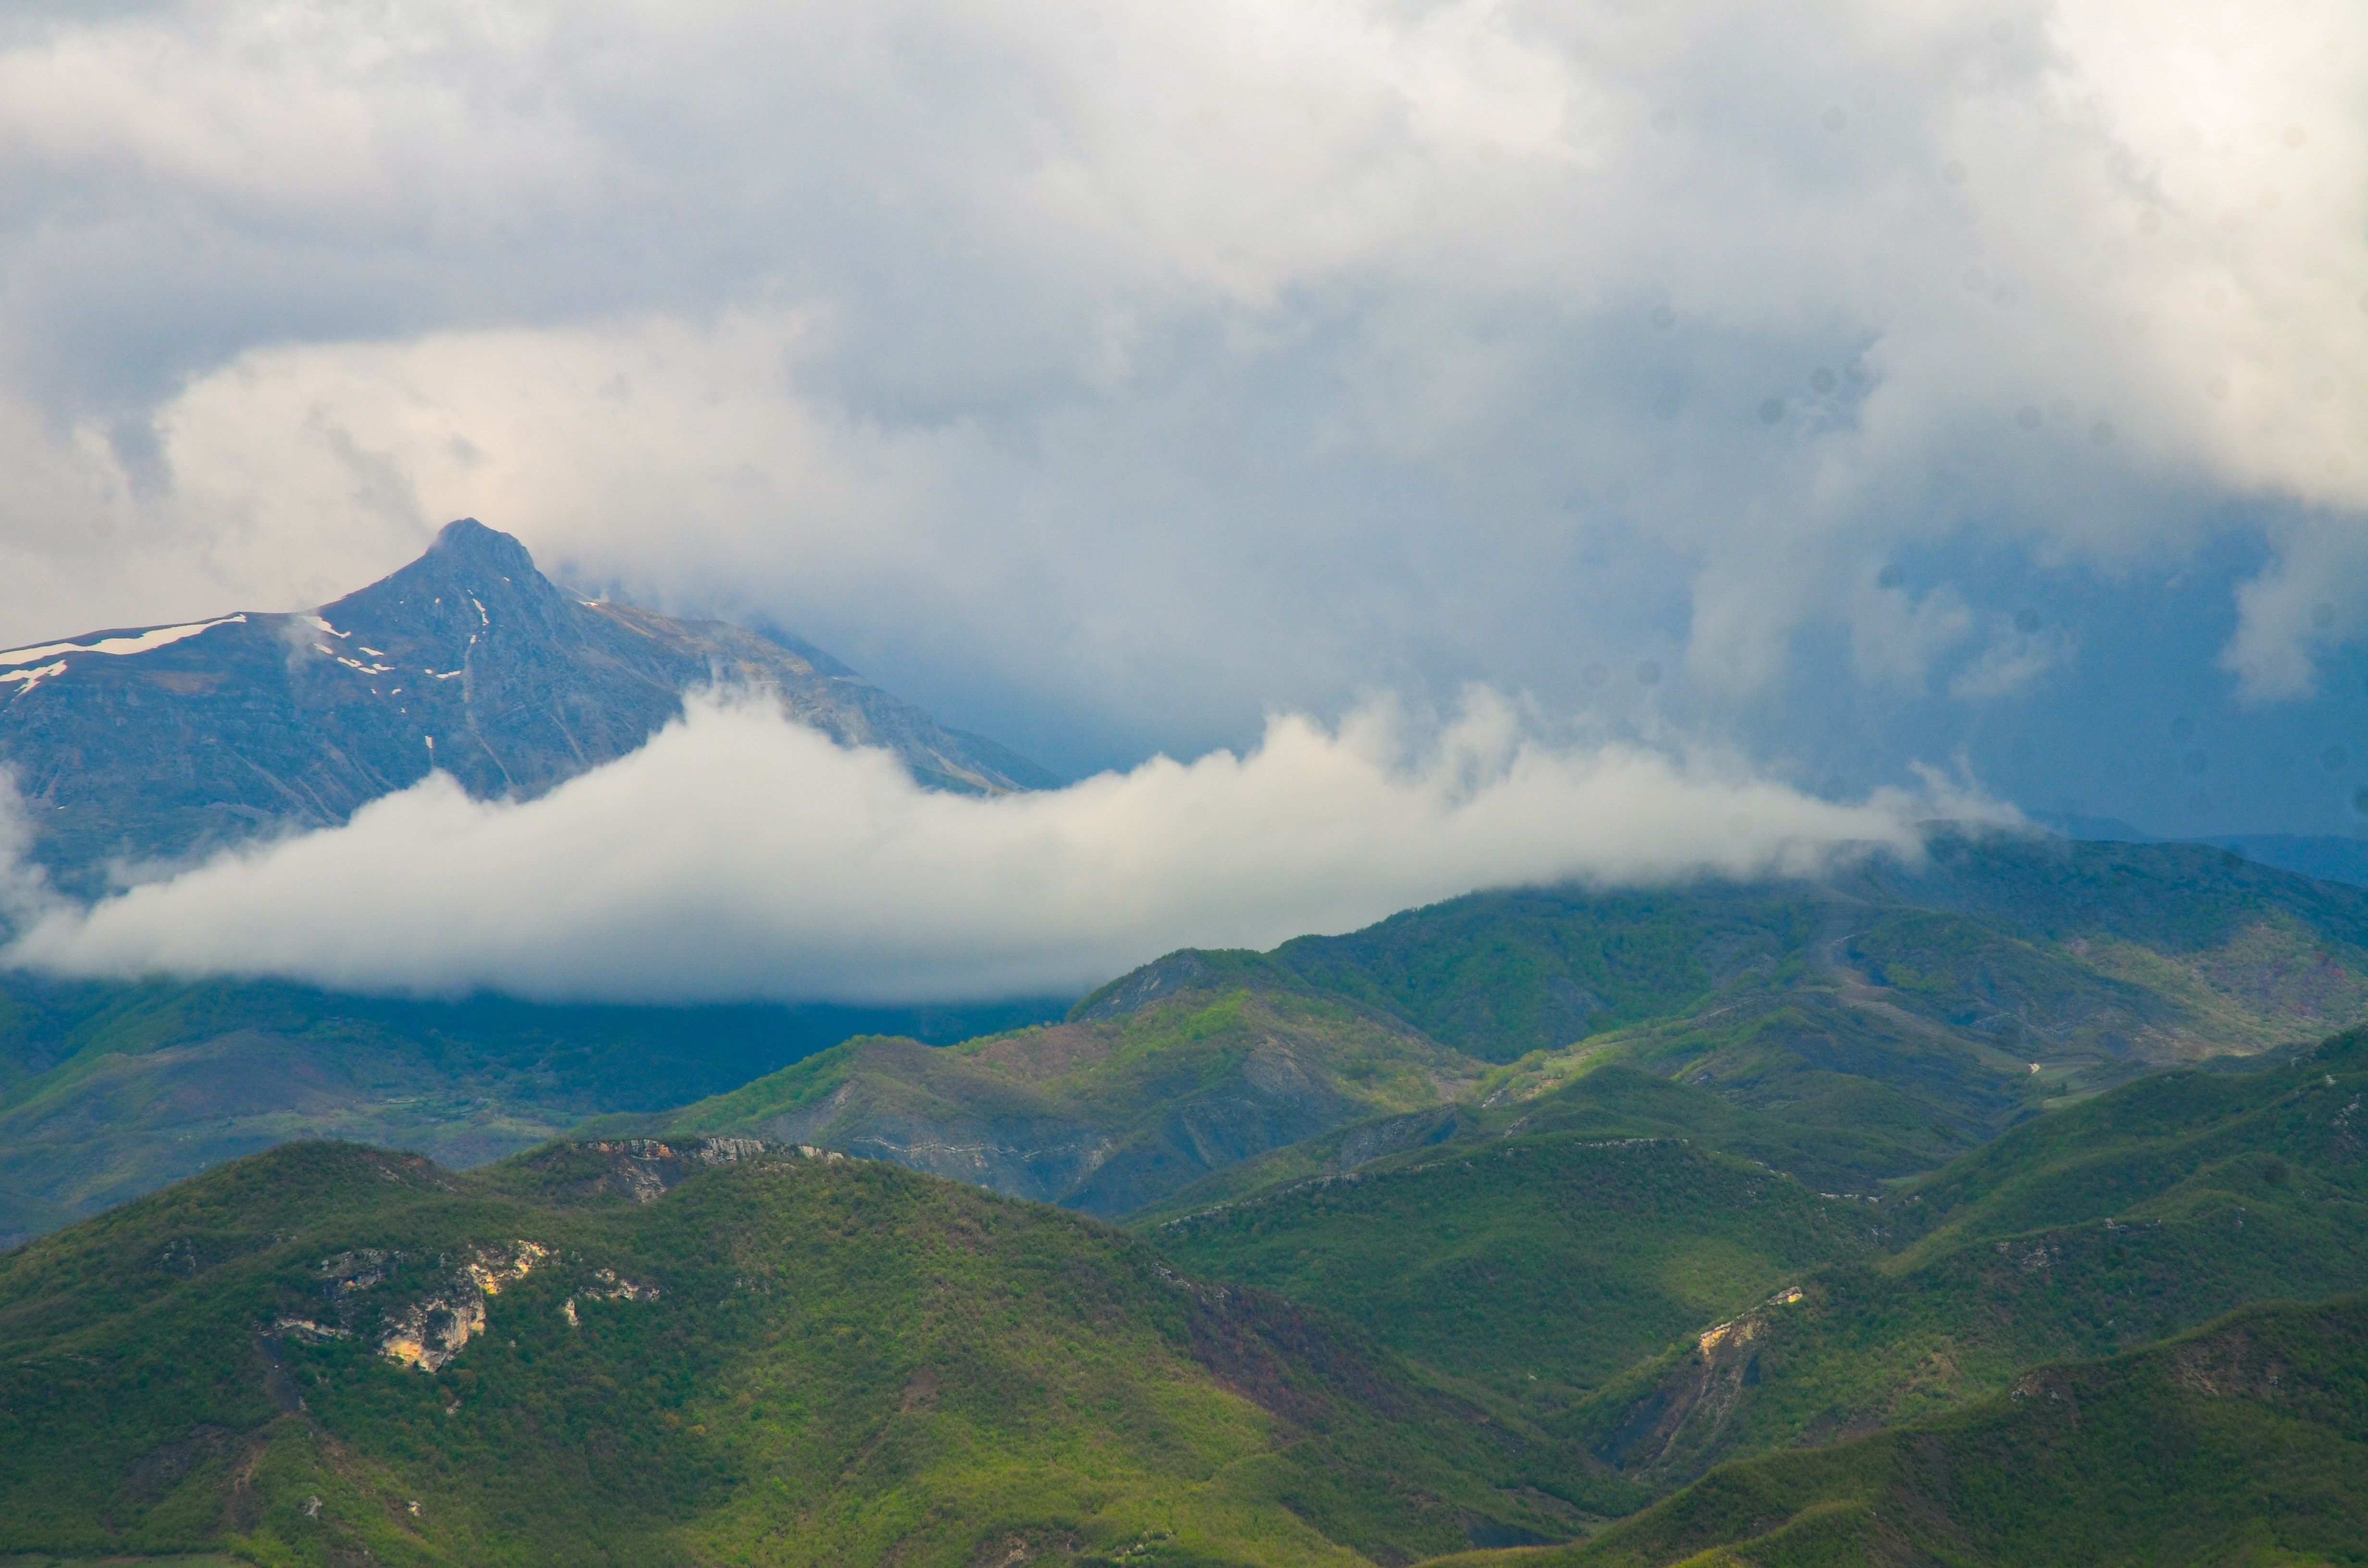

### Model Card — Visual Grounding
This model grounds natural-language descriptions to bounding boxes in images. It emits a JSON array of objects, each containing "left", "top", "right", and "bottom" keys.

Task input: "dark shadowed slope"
[
  {"left": 0, "top": 974, "right": 1063, "bottom": 1248},
  {"left": 0, "top": 517, "right": 1056, "bottom": 898}
]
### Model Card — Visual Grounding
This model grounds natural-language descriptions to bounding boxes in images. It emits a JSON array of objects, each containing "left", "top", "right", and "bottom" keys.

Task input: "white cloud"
[
  {"left": 2221, "top": 515, "right": 2368, "bottom": 700},
  {"left": 1, "top": 693, "right": 1940, "bottom": 1004},
  {"left": 0, "top": 0, "right": 2360, "bottom": 753},
  {"left": 1849, "top": 580, "right": 1978, "bottom": 692}
]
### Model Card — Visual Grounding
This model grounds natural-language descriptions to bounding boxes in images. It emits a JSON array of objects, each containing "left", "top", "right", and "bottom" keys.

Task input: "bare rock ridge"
[{"left": 0, "top": 518, "right": 1057, "bottom": 896}]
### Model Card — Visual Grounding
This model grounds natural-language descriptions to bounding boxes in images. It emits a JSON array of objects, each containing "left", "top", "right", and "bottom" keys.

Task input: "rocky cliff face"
[{"left": 0, "top": 519, "right": 1056, "bottom": 896}]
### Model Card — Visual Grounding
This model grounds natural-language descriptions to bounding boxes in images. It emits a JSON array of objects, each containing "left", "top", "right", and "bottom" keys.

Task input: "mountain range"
[
  {"left": 633, "top": 832, "right": 2368, "bottom": 1217},
  {"left": 0, "top": 518, "right": 1055, "bottom": 899},
  {"left": 5, "top": 525, "right": 2368, "bottom": 1563},
  {"left": 8, "top": 813, "right": 2368, "bottom": 1250},
  {"left": 2, "top": 1027, "right": 2359, "bottom": 1565}
]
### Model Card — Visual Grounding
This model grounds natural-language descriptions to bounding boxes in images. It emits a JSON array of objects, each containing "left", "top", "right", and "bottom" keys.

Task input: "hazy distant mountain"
[
  {"left": 0, "top": 977, "right": 1066, "bottom": 1250},
  {"left": 2185, "top": 832, "right": 2368, "bottom": 889},
  {"left": 0, "top": 518, "right": 1057, "bottom": 896},
  {"left": 2029, "top": 811, "right": 2368, "bottom": 890}
]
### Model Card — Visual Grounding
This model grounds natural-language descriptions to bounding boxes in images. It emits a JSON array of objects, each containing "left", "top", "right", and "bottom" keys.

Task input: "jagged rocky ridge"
[{"left": 0, "top": 517, "right": 1055, "bottom": 896}]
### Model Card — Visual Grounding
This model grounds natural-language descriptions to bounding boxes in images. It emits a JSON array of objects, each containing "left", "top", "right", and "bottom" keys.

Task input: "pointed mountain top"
[
  {"left": 320, "top": 517, "right": 566, "bottom": 627},
  {"left": 427, "top": 517, "right": 538, "bottom": 575},
  {"left": 0, "top": 510, "right": 1058, "bottom": 896}
]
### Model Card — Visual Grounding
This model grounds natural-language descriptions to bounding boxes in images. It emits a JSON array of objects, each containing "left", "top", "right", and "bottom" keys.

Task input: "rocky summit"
[{"left": 0, "top": 519, "right": 1056, "bottom": 896}]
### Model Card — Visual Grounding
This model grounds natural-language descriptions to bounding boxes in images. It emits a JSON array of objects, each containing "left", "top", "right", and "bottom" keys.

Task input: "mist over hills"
[
  {"left": 9, "top": 815, "right": 2368, "bottom": 1251},
  {"left": 642, "top": 832, "right": 2368, "bottom": 1218},
  {"left": 3, "top": 519, "right": 2366, "bottom": 1565},
  {"left": 3, "top": 0, "right": 2364, "bottom": 1558},
  {"left": 4, "top": 794, "right": 2367, "bottom": 1562}
]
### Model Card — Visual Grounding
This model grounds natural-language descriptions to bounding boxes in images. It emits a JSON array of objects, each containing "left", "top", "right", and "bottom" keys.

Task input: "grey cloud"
[{"left": 0, "top": 0, "right": 2359, "bottom": 796}]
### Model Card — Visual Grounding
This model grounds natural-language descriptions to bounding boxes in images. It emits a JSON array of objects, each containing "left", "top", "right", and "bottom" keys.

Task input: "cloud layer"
[
  {"left": 4, "top": 696, "right": 1934, "bottom": 1003},
  {"left": 0, "top": 0, "right": 2361, "bottom": 825}
]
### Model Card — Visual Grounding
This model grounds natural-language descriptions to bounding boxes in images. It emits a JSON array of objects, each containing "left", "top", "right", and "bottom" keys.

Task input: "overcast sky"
[{"left": 2, "top": 0, "right": 2364, "bottom": 841}]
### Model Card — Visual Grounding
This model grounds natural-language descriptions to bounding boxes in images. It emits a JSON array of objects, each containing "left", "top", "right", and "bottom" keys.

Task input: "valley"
[
  {"left": 0, "top": 1023, "right": 2362, "bottom": 1566},
  {"left": 0, "top": 976, "right": 1063, "bottom": 1249}
]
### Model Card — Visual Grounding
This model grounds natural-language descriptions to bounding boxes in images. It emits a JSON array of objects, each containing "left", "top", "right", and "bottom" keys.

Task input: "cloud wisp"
[{"left": 4, "top": 694, "right": 1942, "bottom": 1004}]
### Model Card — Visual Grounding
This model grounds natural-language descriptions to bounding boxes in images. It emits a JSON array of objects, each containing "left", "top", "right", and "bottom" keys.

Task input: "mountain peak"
[
  {"left": 323, "top": 517, "right": 565, "bottom": 627},
  {"left": 0, "top": 514, "right": 1056, "bottom": 896},
  {"left": 426, "top": 516, "right": 538, "bottom": 576}
]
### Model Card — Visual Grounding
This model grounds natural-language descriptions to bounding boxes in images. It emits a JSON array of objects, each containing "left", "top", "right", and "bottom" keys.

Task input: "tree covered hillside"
[
  {"left": 1438, "top": 1293, "right": 2368, "bottom": 1568},
  {"left": 0, "top": 1138, "right": 1616, "bottom": 1567}
]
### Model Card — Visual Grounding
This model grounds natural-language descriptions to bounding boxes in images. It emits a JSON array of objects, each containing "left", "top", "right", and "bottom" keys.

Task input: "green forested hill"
[
  {"left": 1558, "top": 1028, "right": 2368, "bottom": 1486},
  {"left": 1147, "top": 1030, "right": 2368, "bottom": 1513},
  {"left": 0, "top": 1138, "right": 1609, "bottom": 1567},
  {"left": 634, "top": 986, "right": 1480, "bottom": 1216},
  {"left": 1147, "top": 1133, "right": 1877, "bottom": 1409},
  {"left": 1435, "top": 1293, "right": 2368, "bottom": 1568},
  {"left": 658, "top": 832, "right": 2368, "bottom": 1231},
  {"left": 6, "top": 1030, "right": 2364, "bottom": 1568},
  {"left": 1889, "top": 1026, "right": 2368, "bottom": 1256},
  {"left": 5, "top": 922, "right": 2368, "bottom": 1564},
  {"left": 1242, "top": 831, "right": 2368, "bottom": 1070},
  {"left": 1127, "top": 1060, "right": 1931, "bottom": 1229}
]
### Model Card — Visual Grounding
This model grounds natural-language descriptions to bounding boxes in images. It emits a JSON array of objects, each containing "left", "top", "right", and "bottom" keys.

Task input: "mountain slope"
[
  {"left": 14, "top": 827, "right": 2368, "bottom": 1252},
  {"left": 1544, "top": 1029, "right": 2368, "bottom": 1492},
  {"left": 641, "top": 985, "right": 1485, "bottom": 1217},
  {"left": 0, "top": 1138, "right": 1612, "bottom": 1567},
  {"left": 1142, "top": 1027, "right": 2368, "bottom": 1510},
  {"left": 2190, "top": 833, "right": 2368, "bottom": 890},
  {"left": 1148, "top": 1128, "right": 1879, "bottom": 1409},
  {"left": 1436, "top": 1292, "right": 2368, "bottom": 1568},
  {"left": 0, "top": 517, "right": 1055, "bottom": 898},
  {"left": 1220, "top": 835, "right": 2368, "bottom": 1067},
  {"left": 2036, "top": 811, "right": 2368, "bottom": 891},
  {"left": 0, "top": 972, "right": 1063, "bottom": 1248},
  {"left": 1127, "top": 1061, "right": 1934, "bottom": 1230},
  {"left": 649, "top": 836, "right": 2368, "bottom": 1234}
]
